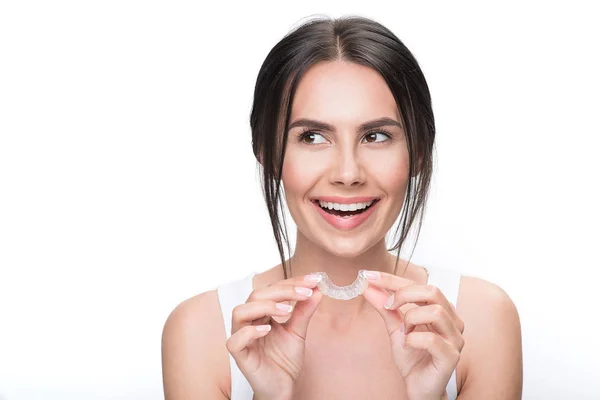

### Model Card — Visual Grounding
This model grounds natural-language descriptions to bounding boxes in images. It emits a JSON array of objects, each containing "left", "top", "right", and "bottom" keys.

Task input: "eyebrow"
[{"left": 287, "top": 117, "right": 403, "bottom": 133}]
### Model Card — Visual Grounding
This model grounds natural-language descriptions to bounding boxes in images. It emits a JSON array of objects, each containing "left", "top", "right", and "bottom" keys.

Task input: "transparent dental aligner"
[{"left": 314, "top": 269, "right": 369, "bottom": 300}]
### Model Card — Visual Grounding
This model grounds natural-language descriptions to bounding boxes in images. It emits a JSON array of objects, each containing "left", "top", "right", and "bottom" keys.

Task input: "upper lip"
[{"left": 311, "top": 196, "right": 380, "bottom": 204}]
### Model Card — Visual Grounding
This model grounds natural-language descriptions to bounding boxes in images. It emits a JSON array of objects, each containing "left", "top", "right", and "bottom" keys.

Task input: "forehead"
[{"left": 290, "top": 61, "right": 400, "bottom": 124}]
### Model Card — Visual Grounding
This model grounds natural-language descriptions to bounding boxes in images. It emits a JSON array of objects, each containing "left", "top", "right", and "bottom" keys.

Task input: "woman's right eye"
[{"left": 300, "top": 132, "right": 327, "bottom": 144}]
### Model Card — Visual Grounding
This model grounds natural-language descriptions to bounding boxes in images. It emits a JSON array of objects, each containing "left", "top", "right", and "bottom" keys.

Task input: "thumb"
[
  {"left": 283, "top": 287, "right": 324, "bottom": 339},
  {"left": 362, "top": 285, "right": 405, "bottom": 336}
]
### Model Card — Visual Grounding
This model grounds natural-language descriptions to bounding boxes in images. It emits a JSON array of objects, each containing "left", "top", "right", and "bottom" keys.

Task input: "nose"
[{"left": 329, "top": 144, "right": 365, "bottom": 187}]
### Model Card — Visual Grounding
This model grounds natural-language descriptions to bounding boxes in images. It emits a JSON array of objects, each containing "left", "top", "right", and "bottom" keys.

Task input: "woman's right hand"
[{"left": 226, "top": 273, "right": 325, "bottom": 400}]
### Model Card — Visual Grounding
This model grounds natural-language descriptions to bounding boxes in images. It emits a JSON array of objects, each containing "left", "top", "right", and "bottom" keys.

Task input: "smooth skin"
[{"left": 161, "top": 60, "right": 523, "bottom": 399}]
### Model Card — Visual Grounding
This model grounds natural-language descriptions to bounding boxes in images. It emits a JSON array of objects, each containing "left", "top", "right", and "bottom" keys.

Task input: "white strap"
[
  {"left": 216, "top": 272, "right": 256, "bottom": 399},
  {"left": 425, "top": 266, "right": 462, "bottom": 400}
]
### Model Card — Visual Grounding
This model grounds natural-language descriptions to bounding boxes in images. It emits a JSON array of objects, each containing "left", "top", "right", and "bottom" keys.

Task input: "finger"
[
  {"left": 226, "top": 324, "right": 272, "bottom": 372},
  {"left": 404, "top": 331, "right": 461, "bottom": 369},
  {"left": 364, "top": 270, "right": 415, "bottom": 292},
  {"left": 283, "top": 285, "right": 325, "bottom": 340},
  {"left": 362, "top": 283, "right": 426, "bottom": 312},
  {"left": 387, "top": 286, "right": 464, "bottom": 338},
  {"left": 246, "top": 275, "right": 321, "bottom": 302},
  {"left": 384, "top": 285, "right": 454, "bottom": 317},
  {"left": 403, "top": 305, "right": 465, "bottom": 352},
  {"left": 248, "top": 274, "right": 323, "bottom": 312},
  {"left": 266, "top": 273, "right": 323, "bottom": 288},
  {"left": 231, "top": 285, "right": 316, "bottom": 334},
  {"left": 362, "top": 284, "right": 405, "bottom": 336}
]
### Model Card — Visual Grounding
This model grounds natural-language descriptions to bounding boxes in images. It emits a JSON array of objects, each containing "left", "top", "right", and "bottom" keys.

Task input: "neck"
[{"left": 286, "top": 229, "right": 409, "bottom": 327}]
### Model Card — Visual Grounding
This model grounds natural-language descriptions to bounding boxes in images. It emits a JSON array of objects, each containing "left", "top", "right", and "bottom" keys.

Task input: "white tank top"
[{"left": 216, "top": 266, "right": 462, "bottom": 399}]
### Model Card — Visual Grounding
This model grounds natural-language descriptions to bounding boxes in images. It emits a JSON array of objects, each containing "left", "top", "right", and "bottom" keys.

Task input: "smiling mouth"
[{"left": 312, "top": 199, "right": 380, "bottom": 218}]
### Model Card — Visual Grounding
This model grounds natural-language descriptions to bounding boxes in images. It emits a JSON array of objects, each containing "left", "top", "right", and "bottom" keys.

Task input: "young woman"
[{"left": 162, "top": 15, "right": 523, "bottom": 400}]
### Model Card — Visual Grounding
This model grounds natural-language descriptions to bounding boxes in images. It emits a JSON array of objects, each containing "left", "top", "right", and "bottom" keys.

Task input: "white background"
[{"left": 1, "top": 1, "right": 599, "bottom": 399}]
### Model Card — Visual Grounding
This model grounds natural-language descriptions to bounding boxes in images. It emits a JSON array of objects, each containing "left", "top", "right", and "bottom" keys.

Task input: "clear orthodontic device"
[{"left": 313, "top": 270, "right": 369, "bottom": 300}]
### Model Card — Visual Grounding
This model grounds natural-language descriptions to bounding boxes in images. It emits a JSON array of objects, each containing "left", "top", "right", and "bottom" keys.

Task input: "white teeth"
[{"left": 318, "top": 200, "right": 374, "bottom": 211}]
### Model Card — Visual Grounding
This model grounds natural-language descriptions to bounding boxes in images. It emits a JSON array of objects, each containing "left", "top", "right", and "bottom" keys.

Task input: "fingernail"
[
  {"left": 256, "top": 325, "right": 271, "bottom": 332},
  {"left": 305, "top": 274, "right": 323, "bottom": 283},
  {"left": 295, "top": 287, "right": 313, "bottom": 296},
  {"left": 364, "top": 270, "right": 381, "bottom": 280},
  {"left": 276, "top": 302, "right": 293, "bottom": 312},
  {"left": 400, "top": 321, "right": 405, "bottom": 334},
  {"left": 384, "top": 294, "right": 394, "bottom": 309}
]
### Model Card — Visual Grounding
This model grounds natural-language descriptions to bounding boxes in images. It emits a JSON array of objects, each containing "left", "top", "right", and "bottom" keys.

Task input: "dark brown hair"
[{"left": 249, "top": 15, "right": 436, "bottom": 279}]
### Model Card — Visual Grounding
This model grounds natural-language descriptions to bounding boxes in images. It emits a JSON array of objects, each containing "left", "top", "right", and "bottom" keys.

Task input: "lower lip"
[{"left": 312, "top": 200, "right": 379, "bottom": 231}]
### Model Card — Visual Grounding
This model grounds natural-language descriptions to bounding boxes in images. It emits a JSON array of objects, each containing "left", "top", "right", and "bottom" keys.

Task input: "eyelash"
[{"left": 296, "top": 128, "right": 393, "bottom": 145}]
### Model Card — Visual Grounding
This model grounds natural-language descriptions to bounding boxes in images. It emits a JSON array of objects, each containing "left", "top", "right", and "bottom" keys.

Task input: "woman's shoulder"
[
  {"left": 457, "top": 275, "right": 519, "bottom": 323},
  {"left": 163, "top": 289, "right": 225, "bottom": 336},
  {"left": 458, "top": 275, "right": 516, "bottom": 305},
  {"left": 455, "top": 275, "right": 522, "bottom": 394},
  {"left": 162, "top": 289, "right": 231, "bottom": 399}
]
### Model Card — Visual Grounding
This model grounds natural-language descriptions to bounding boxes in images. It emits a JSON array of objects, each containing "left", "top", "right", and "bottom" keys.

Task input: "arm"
[
  {"left": 457, "top": 277, "right": 523, "bottom": 399},
  {"left": 162, "top": 291, "right": 229, "bottom": 400}
]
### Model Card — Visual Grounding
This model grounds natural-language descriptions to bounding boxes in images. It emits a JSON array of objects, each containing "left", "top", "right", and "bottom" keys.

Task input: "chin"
[{"left": 319, "top": 235, "right": 375, "bottom": 258}]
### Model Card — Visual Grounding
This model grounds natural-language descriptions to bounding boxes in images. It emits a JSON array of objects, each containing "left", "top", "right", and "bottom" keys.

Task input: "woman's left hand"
[{"left": 361, "top": 270, "right": 465, "bottom": 400}]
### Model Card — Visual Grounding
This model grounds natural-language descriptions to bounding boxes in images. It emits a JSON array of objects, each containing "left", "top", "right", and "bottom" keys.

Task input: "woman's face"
[{"left": 282, "top": 60, "right": 410, "bottom": 257}]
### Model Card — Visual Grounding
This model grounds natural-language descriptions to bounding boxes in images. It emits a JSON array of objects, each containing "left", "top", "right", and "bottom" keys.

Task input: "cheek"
[
  {"left": 282, "top": 150, "right": 326, "bottom": 196},
  {"left": 367, "top": 149, "right": 410, "bottom": 192}
]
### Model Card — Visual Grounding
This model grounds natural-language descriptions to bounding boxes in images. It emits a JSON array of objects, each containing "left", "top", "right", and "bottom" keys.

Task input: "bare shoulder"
[
  {"left": 457, "top": 276, "right": 521, "bottom": 338},
  {"left": 161, "top": 289, "right": 230, "bottom": 400},
  {"left": 455, "top": 276, "right": 523, "bottom": 399}
]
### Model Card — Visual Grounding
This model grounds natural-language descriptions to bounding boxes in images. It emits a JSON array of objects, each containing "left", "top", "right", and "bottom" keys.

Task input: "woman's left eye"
[{"left": 363, "top": 132, "right": 390, "bottom": 143}]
